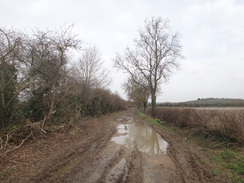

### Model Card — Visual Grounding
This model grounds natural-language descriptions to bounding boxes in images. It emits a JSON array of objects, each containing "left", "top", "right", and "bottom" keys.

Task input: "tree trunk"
[
  {"left": 151, "top": 92, "right": 156, "bottom": 117},
  {"left": 46, "top": 89, "right": 56, "bottom": 124},
  {"left": 143, "top": 101, "right": 147, "bottom": 113}
]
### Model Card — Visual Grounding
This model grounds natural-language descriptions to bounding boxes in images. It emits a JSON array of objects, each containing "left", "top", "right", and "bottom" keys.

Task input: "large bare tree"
[{"left": 114, "top": 17, "right": 183, "bottom": 116}]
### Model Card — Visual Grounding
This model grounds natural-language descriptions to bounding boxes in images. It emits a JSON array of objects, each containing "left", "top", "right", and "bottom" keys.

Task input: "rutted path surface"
[
  {"left": 1, "top": 111, "right": 218, "bottom": 183},
  {"left": 60, "top": 112, "right": 180, "bottom": 183}
]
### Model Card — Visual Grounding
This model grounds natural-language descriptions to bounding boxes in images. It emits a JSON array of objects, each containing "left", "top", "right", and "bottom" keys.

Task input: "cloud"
[
  {"left": 20, "top": 0, "right": 55, "bottom": 17},
  {"left": 1, "top": 0, "right": 244, "bottom": 101},
  {"left": 115, "top": 12, "right": 133, "bottom": 26}
]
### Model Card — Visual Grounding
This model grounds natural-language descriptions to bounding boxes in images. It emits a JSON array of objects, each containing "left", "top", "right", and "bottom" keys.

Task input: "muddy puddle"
[{"left": 111, "top": 123, "right": 168, "bottom": 154}]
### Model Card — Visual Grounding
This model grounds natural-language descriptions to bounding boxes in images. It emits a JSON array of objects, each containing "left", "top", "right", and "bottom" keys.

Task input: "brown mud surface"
[{"left": 1, "top": 110, "right": 222, "bottom": 183}]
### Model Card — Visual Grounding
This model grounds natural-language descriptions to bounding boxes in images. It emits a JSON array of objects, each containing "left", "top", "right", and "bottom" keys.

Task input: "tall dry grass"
[{"left": 147, "top": 107, "right": 244, "bottom": 142}]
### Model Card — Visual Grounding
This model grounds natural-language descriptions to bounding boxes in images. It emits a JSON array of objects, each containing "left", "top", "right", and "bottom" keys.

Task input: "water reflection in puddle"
[{"left": 111, "top": 124, "right": 168, "bottom": 154}]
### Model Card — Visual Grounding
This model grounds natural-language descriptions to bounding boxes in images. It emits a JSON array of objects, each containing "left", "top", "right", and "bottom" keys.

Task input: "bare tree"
[
  {"left": 23, "top": 25, "right": 80, "bottom": 124},
  {"left": 77, "top": 46, "right": 111, "bottom": 89},
  {"left": 123, "top": 77, "right": 149, "bottom": 112},
  {"left": 114, "top": 17, "right": 183, "bottom": 117},
  {"left": 0, "top": 28, "right": 23, "bottom": 128},
  {"left": 73, "top": 46, "right": 110, "bottom": 103}
]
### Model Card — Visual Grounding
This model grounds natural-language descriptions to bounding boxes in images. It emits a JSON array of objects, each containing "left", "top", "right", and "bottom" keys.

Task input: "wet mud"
[
  {"left": 60, "top": 113, "right": 178, "bottom": 183},
  {"left": 3, "top": 111, "right": 218, "bottom": 183}
]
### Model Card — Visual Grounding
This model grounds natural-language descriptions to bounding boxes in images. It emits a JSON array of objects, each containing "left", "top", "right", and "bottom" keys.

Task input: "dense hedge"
[{"left": 147, "top": 107, "right": 244, "bottom": 142}]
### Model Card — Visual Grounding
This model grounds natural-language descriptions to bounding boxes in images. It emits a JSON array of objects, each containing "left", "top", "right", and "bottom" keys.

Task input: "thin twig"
[{"left": 5, "top": 133, "right": 32, "bottom": 154}]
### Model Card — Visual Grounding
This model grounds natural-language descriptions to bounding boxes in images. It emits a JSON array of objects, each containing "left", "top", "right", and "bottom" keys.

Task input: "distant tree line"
[
  {"left": 158, "top": 98, "right": 244, "bottom": 107},
  {"left": 0, "top": 26, "right": 127, "bottom": 133}
]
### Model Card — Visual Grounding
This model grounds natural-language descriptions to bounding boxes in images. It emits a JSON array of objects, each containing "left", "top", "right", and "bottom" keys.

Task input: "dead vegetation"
[
  {"left": 0, "top": 118, "right": 76, "bottom": 160},
  {"left": 148, "top": 107, "right": 244, "bottom": 143}
]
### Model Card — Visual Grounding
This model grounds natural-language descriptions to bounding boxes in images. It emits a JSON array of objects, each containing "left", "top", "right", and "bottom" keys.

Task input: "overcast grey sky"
[{"left": 1, "top": 0, "right": 244, "bottom": 102}]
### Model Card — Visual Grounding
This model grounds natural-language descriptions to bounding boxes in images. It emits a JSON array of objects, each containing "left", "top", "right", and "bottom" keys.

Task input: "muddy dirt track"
[{"left": 1, "top": 111, "right": 219, "bottom": 183}]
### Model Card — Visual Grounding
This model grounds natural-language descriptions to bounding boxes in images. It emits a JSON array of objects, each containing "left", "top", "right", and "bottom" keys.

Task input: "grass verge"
[
  {"left": 135, "top": 110, "right": 163, "bottom": 126},
  {"left": 136, "top": 110, "right": 244, "bottom": 183}
]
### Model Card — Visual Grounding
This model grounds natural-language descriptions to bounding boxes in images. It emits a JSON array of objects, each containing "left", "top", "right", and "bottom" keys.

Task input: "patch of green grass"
[
  {"left": 135, "top": 110, "right": 147, "bottom": 119},
  {"left": 210, "top": 169, "right": 223, "bottom": 176},
  {"left": 211, "top": 156, "right": 221, "bottom": 161},
  {"left": 225, "top": 160, "right": 244, "bottom": 175},
  {"left": 220, "top": 148, "right": 236, "bottom": 160},
  {"left": 135, "top": 110, "right": 164, "bottom": 126},
  {"left": 232, "top": 176, "right": 244, "bottom": 183},
  {"left": 213, "top": 148, "right": 244, "bottom": 180}
]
